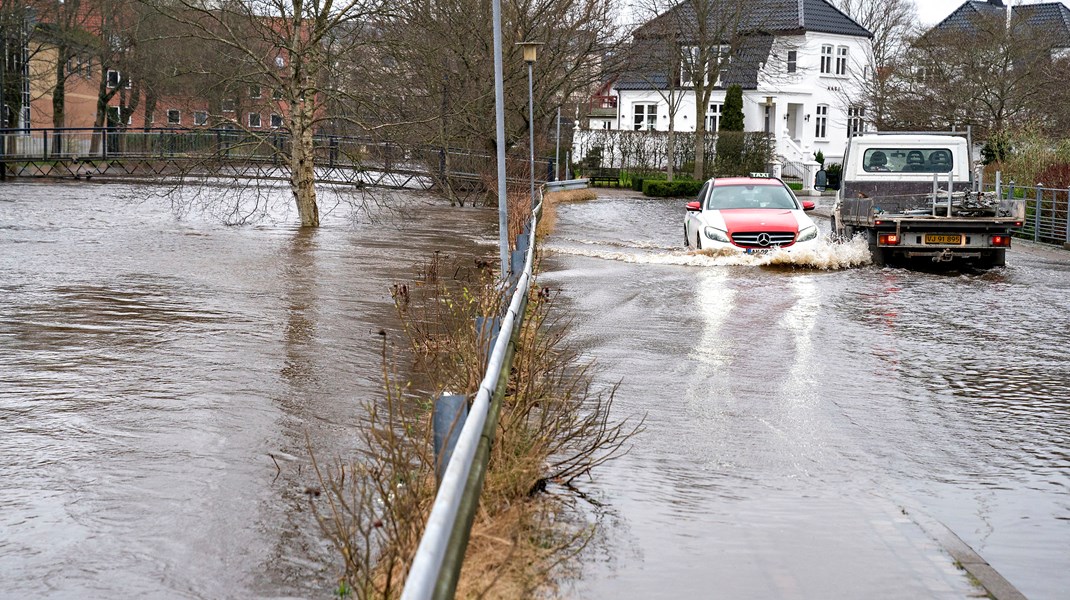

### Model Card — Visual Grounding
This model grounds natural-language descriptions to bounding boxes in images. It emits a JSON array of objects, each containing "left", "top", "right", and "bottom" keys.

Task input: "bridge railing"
[
  {"left": 986, "top": 174, "right": 1070, "bottom": 246},
  {"left": 0, "top": 127, "right": 550, "bottom": 185}
]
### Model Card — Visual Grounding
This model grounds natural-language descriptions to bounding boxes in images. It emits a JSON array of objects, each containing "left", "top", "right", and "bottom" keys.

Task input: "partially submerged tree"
[{"left": 153, "top": 0, "right": 398, "bottom": 227}]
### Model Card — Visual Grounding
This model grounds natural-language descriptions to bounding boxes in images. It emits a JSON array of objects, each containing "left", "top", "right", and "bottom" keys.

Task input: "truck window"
[{"left": 862, "top": 148, "right": 953, "bottom": 173}]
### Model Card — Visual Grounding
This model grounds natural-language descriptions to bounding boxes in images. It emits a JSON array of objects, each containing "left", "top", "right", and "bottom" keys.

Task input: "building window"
[
  {"left": 272, "top": 88, "right": 283, "bottom": 100},
  {"left": 275, "top": 56, "right": 286, "bottom": 68},
  {"left": 248, "top": 112, "right": 261, "bottom": 128},
  {"left": 836, "top": 46, "right": 849, "bottom": 76},
  {"left": 250, "top": 85, "right": 262, "bottom": 99},
  {"left": 706, "top": 103, "right": 723, "bottom": 132},
  {"left": 848, "top": 106, "right": 865, "bottom": 137},
  {"left": 633, "top": 103, "right": 657, "bottom": 131},
  {"left": 815, "top": 104, "right": 828, "bottom": 139},
  {"left": 270, "top": 114, "right": 283, "bottom": 128},
  {"left": 820, "top": 45, "right": 833, "bottom": 75},
  {"left": 194, "top": 111, "right": 208, "bottom": 126},
  {"left": 167, "top": 109, "right": 181, "bottom": 125},
  {"left": 107, "top": 69, "right": 120, "bottom": 88},
  {"left": 680, "top": 45, "right": 729, "bottom": 87},
  {"left": 222, "top": 99, "right": 235, "bottom": 113},
  {"left": 787, "top": 50, "right": 797, "bottom": 74}
]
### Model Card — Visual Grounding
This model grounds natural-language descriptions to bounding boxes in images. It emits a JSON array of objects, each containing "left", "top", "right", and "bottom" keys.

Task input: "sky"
[{"left": 915, "top": 0, "right": 1070, "bottom": 25}]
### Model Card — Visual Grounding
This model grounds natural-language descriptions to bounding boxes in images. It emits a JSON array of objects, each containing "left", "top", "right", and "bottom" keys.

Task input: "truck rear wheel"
[
  {"left": 980, "top": 250, "right": 1006, "bottom": 268},
  {"left": 868, "top": 231, "right": 886, "bottom": 267}
]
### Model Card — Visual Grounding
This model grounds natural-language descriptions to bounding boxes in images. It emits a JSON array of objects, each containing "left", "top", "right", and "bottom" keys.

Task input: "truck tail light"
[
  {"left": 879, "top": 233, "right": 900, "bottom": 245},
  {"left": 991, "top": 235, "right": 1011, "bottom": 247}
]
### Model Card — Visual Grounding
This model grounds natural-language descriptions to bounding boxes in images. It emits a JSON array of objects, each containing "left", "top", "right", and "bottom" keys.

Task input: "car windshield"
[{"left": 707, "top": 184, "right": 798, "bottom": 210}]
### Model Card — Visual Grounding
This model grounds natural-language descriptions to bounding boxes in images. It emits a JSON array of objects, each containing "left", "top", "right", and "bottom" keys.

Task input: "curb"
[{"left": 907, "top": 508, "right": 1028, "bottom": 600}]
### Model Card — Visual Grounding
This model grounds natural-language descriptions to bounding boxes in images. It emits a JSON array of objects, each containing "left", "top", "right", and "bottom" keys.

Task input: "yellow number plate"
[{"left": 925, "top": 234, "right": 963, "bottom": 245}]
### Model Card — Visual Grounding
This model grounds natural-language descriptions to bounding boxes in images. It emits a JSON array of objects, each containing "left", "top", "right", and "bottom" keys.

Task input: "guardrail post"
[
  {"left": 475, "top": 316, "right": 501, "bottom": 368},
  {"left": 1064, "top": 189, "right": 1070, "bottom": 246},
  {"left": 1035, "top": 186, "right": 1042, "bottom": 242},
  {"left": 433, "top": 394, "right": 468, "bottom": 484},
  {"left": 42, "top": 130, "right": 48, "bottom": 160}
]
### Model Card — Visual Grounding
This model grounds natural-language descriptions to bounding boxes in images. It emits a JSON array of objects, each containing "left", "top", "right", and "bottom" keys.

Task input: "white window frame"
[
  {"left": 222, "top": 99, "right": 235, "bottom": 113},
  {"left": 836, "top": 46, "right": 849, "bottom": 76},
  {"left": 847, "top": 106, "right": 865, "bottom": 137},
  {"left": 250, "top": 85, "right": 262, "bottom": 99},
  {"left": 270, "top": 113, "right": 283, "bottom": 128},
  {"left": 815, "top": 104, "right": 828, "bottom": 139},
  {"left": 167, "top": 109, "right": 181, "bottom": 125},
  {"left": 633, "top": 103, "right": 658, "bottom": 131},
  {"left": 680, "top": 44, "right": 730, "bottom": 87},
  {"left": 706, "top": 102, "right": 723, "bottom": 132},
  {"left": 820, "top": 45, "right": 833, "bottom": 75},
  {"left": 248, "top": 112, "right": 262, "bottom": 128},
  {"left": 194, "top": 111, "right": 208, "bottom": 126},
  {"left": 106, "top": 69, "right": 120, "bottom": 88},
  {"left": 787, "top": 50, "right": 797, "bottom": 74}
]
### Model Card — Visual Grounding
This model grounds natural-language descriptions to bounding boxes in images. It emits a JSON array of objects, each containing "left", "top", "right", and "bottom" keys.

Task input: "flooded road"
[
  {"left": 0, "top": 182, "right": 498, "bottom": 598},
  {"left": 544, "top": 190, "right": 1070, "bottom": 599}
]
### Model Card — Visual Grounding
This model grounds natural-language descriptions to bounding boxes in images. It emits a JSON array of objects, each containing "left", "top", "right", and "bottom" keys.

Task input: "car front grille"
[{"left": 731, "top": 231, "right": 797, "bottom": 248}]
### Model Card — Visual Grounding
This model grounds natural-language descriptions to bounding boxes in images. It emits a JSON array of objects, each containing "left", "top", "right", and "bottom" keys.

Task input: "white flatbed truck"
[{"left": 828, "top": 132, "right": 1024, "bottom": 268}]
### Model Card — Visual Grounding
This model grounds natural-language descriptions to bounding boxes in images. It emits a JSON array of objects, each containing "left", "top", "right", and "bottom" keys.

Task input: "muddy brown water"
[
  {"left": 0, "top": 182, "right": 499, "bottom": 599},
  {"left": 542, "top": 190, "right": 1070, "bottom": 599},
  {"left": 3, "top": 183, "right": 1068, "bottom": 599}
]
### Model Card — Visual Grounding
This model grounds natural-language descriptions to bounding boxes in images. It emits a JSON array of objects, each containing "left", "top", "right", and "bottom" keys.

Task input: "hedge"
[{"left": 642, "top": 179, "right": 704, "bottom": 197}]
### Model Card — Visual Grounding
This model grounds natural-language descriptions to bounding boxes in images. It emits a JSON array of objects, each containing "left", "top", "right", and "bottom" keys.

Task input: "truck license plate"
[{"left": 925, "top": 234, "right": 963, "bottom": 245}]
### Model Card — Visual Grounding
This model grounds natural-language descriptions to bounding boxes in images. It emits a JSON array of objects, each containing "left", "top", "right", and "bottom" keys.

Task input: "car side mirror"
[
  {"left": 814, "top": 169, "right": 827, "bottom": 192},
  {"left": 802, "top": 200, "right": 816, "bottom": 211},
  {"left": 685, "top": 201, "right": 702, "bottom": 212}
]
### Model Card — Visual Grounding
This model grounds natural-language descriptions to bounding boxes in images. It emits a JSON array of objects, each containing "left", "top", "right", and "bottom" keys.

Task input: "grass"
[{"left": 537, "top": 189, "right": 598, "bottom": 238}]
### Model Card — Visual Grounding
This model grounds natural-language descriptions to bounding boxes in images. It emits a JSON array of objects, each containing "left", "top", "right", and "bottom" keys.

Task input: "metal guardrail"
[
  {"left": 401, "top": 190, "right": 542, "bottom": 600},
  {"left": 988, "top": 176, "right": 1070, "bottom": 246}
]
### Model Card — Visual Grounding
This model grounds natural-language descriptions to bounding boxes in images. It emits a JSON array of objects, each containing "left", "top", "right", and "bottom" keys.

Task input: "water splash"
[{"left": 548, "top": 236, "right": 872, "bottom": 270}]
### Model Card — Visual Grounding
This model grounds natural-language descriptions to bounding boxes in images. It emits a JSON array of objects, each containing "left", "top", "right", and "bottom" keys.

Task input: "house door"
[{"left": 786, "top": 103, "right": 803, "bottom": 142}]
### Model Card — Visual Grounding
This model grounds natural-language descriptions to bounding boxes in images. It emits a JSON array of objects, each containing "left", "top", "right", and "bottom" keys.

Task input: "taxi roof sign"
[{"left": 749, "top": 172, "right": 770, "bottom": 178}]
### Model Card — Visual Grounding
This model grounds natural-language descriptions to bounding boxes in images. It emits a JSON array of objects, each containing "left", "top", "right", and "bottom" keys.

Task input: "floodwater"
[
  {"left": 543, "top": 190, "right": 1070, "bottom": 599},
  {"left": 0, "top": 182, "right": 498, "bottom": 599}
]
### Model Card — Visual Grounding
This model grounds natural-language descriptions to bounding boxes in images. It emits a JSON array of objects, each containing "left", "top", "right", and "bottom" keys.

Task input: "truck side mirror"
[{"left": 814, "top": 169, "right": 827, "bottom": 192}]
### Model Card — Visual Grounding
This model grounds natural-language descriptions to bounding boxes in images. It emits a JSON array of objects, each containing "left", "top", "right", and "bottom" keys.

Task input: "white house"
[{"left": 580, "top": 0, "right": 873, "bottom": 171}]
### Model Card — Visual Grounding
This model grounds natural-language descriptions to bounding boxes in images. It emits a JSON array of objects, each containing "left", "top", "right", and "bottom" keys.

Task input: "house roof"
[
  {"left": 614, "top": 0, "right": 869, "bottom": 93},
  {"left": 931, "top": 1, "right": 1070, "bottom": 42},
  {"left": 640, "top": 0, "right": 871, "bottom": 41}
]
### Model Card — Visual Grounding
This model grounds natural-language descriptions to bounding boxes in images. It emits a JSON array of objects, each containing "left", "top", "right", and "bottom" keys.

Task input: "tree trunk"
[
  {"left": 667, "top": 108, "right": 675, "bottom": 182},
  {"left": 693, "top": 81, "right": 707, "bottom": 180},
  {"left": 52, "top": 46, "right": 68, "bottom": 155},
  {"left": 289, "top": 102, "right": 319, "bottom": 227}
]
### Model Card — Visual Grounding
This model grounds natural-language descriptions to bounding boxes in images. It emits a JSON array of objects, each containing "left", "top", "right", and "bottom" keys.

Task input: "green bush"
[{"left": 642, "top": 179, "right": 703, "bottom": 197}]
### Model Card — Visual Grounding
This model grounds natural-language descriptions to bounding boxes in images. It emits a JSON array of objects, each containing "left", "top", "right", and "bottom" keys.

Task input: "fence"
[
  {"left": 988, "top": 175, "right": 1070, "bottom": 246},
  {"left": 400, "top": 190, "right": 541, "bottom": 600},
  {"left": 0, "top": 127, "right": 551, "bottom": 189}
]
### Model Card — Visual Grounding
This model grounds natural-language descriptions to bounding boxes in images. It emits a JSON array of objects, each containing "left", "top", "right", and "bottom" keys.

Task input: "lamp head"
[{"left": 517, "top": 41, "right": 544, "bottom": 64}]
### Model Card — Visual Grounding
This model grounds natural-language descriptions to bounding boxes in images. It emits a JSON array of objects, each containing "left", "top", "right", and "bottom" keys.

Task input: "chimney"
[{"left": 1006, "top": 0, "right": 1012, "bottom": 30}]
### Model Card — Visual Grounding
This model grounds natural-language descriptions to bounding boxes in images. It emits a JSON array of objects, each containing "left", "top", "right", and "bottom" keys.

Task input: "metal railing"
[
  {"left": 988, "top": 175, "right": 1070, "bottom": 246},
  {"left": 401, "top": 191, "right": 542, "bottom": 600},
  {"left": 0, "top": 127, "right": 550, "bottom": 189}
]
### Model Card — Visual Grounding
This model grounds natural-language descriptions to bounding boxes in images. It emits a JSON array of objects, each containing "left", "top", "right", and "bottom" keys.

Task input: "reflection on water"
[
  {"left": 543, "top": 191, "right": 1070, "bottom": 600},
  {"left": 0, "top": 182, "right": 497, "bottom": 598}
]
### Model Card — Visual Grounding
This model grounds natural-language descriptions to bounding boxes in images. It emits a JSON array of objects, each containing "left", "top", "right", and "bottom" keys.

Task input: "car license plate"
[
  {"left": 925, "top": 234, "right": 962, "bottom": 245},
  {"left": 745, "top": 248, "right": 770, "bottom": 255}
]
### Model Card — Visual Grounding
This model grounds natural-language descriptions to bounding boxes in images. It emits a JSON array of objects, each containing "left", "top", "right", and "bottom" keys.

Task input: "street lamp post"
[{"left": 517, "top": 42, "right": 542, "bottom": 214}]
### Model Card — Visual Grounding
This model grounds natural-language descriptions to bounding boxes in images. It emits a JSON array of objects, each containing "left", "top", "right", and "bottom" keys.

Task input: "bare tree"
[
  {"left": 151, "top": 0, "right": 398, "bottom": 227},
  {"left": 894, "top": 9, "right": 1064, "bottom": 138},
  {"left": 833, "top": 0, "right": 916, "bottom": 129}
]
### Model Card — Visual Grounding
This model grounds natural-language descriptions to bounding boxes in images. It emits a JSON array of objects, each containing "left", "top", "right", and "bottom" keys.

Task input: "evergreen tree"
[{"left": 720, "top": 84, "right": 744, "bottom": 132}]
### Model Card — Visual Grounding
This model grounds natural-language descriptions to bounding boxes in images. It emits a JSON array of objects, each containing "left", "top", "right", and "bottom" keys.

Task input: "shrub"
[
  {"left": 642, "top": 179, "right": 703, "bottom": 197},
  {"left": 1037, "top": 162, "right": 1070, "bottom": 189},
  {"left": 826, "top": 162, "right": 842, "bottom": 189}
]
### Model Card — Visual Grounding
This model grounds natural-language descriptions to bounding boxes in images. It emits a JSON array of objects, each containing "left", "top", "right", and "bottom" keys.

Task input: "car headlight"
[
  {"left": 797, "top": 225, "right": 818, "bottom": 242},
  {"left": 704, "top": 227, "right": 730, "bottom": 243}
]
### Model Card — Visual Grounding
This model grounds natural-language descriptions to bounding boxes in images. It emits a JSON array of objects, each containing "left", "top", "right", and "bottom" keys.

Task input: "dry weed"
[{"left": 310, "top": 242, "right": 641, "bottom": 600}]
